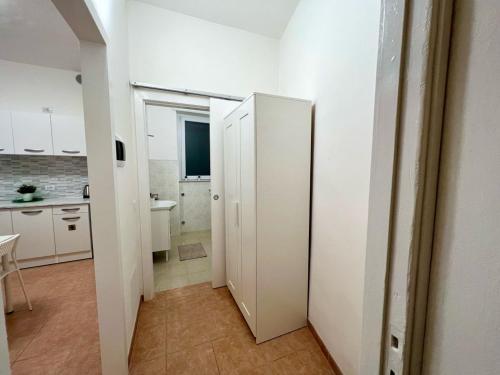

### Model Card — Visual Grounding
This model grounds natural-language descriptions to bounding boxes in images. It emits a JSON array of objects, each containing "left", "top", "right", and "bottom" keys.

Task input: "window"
[{"left": 178, "top": 113, "right": 210, "bottom": 180}]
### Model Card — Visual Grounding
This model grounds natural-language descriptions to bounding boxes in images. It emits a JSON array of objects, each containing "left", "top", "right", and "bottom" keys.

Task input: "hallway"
[{"left": 129, "top": 282, "right": 335, "bottom": 374}]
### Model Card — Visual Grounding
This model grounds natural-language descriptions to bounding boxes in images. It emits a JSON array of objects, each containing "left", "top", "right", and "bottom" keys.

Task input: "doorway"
[
  {"left": 133, "top": 87, "right": 240, "bottom": 298},
  {"left": 146, "top": 105, "right": 212, "bottom": 291}
]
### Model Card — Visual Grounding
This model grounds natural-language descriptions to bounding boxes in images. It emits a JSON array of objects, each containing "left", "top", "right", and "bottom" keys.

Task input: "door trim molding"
[{"left": 360, "top": 0, "right": 454, "bottom": 373}]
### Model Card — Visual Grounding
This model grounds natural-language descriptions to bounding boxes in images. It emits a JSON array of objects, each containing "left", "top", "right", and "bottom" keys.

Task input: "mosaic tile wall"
[{"left": 0, "top": 155, "right": 88, "bottom": 200}]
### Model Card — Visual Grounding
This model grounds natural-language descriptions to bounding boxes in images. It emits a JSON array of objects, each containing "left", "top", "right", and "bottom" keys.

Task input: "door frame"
[
  {"left": 360, "top": 0, "right": 454, "bottom": 374},
  {"left": 132, "top": 88, "right": 240, "bottom": 299}
]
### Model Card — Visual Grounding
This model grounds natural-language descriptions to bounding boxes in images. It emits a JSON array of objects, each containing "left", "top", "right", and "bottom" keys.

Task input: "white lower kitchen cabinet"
[
  {"left": 0, "top": 210, "right": 13, "bottom": 235},
  {"left": 53, "top": 212, "right": 91, "bottom": 255},
  {"left": 11, "top": 207, "right": 56, "bottom": 263},
  {"left": 3, "top": 203, "right": 92, "bottom": 268}
]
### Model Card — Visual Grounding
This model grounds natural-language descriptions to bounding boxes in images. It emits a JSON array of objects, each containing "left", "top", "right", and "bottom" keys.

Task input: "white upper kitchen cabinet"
[
  {"left": 51, "top": 114, "right": 87, "bottom": 156},
  {"left": 11, "top": 111, "right": 53, "bottom": 155},
  {"left": 0, "top": 110, "right": 14, "bottom": 154}
]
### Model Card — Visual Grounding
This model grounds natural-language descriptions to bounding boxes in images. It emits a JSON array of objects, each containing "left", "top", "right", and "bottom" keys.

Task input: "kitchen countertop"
[
  {"left": 0, "top": 197, "right": 90, "bottom": 209},
  {"left": 150, "top": 200, "right": 176, "bottom": 211}
]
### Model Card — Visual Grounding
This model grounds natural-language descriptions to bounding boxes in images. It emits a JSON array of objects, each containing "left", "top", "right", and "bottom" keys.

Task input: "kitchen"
[{"left": 0, "top": 44, "right": 99, "bottom": 367}]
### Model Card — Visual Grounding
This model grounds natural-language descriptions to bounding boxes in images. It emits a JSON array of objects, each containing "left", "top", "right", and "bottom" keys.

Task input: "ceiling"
[
  {"left": 135, "top": 0, "right": 300, "bottom": 38},
  {"left": 0, "top": 0, "right": 80, "bottom": 71}
]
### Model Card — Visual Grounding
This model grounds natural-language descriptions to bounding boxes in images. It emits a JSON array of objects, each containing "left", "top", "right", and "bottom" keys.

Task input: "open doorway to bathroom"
[{"left": 147, "top": 104, "right": 212, "bottom": 291}]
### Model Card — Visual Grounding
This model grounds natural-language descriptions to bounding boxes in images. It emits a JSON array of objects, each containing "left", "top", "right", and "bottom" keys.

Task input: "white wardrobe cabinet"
[
  {"left": 11, "top": 111, "right": 53, "bottom": 155},
  {"left": 51, "top": 115, "right": 87, "bottom": 156},
  {"left": 224, "top": 93, "right": 312, "bottom": 343},
  {"left": 0, "top": 110, "right": 14, "bottom": 154}
]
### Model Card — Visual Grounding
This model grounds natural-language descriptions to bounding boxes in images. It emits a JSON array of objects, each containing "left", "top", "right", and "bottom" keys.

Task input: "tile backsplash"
[{"left": 0, "top": 155, "right": 88, "bottom": 200}]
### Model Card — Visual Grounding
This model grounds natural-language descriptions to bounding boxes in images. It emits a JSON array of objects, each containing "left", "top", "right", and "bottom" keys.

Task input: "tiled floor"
[
  {"left": 129, "top": 282, "right": 335, "bottom": 374},
  {"left": 154, "top": 230, "right": 212, "bottom": 292},
  {"left": 4, "top": 260, "right": 101, "bottom": 374}
]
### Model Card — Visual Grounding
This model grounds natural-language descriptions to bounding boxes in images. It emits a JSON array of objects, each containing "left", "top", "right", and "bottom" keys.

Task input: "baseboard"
[
  {"left": 308, "top": 320, "right": 344, "bottom": 375},
  {"left": 128, "top": 295, "right": 144, "bottom": 365}
]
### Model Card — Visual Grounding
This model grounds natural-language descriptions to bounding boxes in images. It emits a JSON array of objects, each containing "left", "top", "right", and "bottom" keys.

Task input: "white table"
[{"left": 0, "top": 235, "right": 14, "bottom": 314}]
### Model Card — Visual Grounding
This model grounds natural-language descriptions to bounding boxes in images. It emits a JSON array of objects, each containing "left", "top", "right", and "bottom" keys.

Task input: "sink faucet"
[{"left": 150, "top": 193, "right": 159, "bottom": 200}]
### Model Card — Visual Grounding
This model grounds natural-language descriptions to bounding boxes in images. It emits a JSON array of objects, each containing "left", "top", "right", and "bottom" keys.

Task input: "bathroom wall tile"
[{"left": 179, "top": 181, "right": 211, "bottom": 233}]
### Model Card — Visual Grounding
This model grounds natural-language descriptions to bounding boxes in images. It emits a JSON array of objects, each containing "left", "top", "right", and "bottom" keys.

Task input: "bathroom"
[{"left": 147, "top": 104, "right": 212, "bottom": 291}]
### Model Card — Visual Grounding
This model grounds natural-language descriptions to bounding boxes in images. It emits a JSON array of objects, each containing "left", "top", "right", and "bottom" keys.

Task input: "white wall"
[
  {"left": 128, "top": 0, "right": 279, "bottom": 97},
  {"left": 89, "top": 0, "right": 142, "bottom": 352},
  {"left": 278, "top": 1, "right": 380, "bottom": 374},
  {"left": 0, "top": 59, "right": 83, "bottom": 115}
]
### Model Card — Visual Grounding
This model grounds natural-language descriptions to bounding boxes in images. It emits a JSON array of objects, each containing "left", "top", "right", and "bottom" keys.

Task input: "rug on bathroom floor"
[{"left": 178, "top": 243, "right": 207, "bottom": 261}]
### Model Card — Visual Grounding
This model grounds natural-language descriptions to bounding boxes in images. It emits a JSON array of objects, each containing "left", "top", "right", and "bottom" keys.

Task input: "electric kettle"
[{"left": 83, "top": 185, "right": 90, "bottom": 198}]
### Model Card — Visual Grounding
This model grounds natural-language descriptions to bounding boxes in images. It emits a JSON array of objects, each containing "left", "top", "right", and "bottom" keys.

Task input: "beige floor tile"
[
  {"left": 154, "top": 230, "right": 213, "bottom": 292},
  {"left": 155, "top": 274, "right": 191, "bottom": 292},
  {"left": 269, "top": 349, "right": 335, "bottom": 374},
  {"left": 167, "top": 343, "right": 219, "bottom": 375},
  {"left": 186, "top": 257, "right": 210, "bottom": 273},
  {"left": 188, "top": 270, "right": 211, "bottom": 285}
]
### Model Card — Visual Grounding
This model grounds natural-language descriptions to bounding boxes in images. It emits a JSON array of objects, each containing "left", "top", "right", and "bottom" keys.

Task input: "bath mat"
[{"left": 178, "top": 243, "right": 207, "bottom": 261}]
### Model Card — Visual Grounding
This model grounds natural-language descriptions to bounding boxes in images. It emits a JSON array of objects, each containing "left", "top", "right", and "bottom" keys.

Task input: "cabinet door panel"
[
  {"left": 53, "top": 212, "right": 91, "bottom": 254},
  {"left": 151, "top": 210, "right": 171, "bottom": 252},
  {"left": 224, "top": 115, "right": 241, "bottom": 300},
  {"left": 0, "top": 210, "right": 13, "bottom": 235},
  {"left": 51, "top": 115, "right": 87, "bottom": 156},
  {"left": 11, "top": 112, "right": 53, "bottom": 155},
  {"left": 0, "top": 110, "right": 14, "bottom": 154},
  {"left": 239, "top": 103, "right": 257, "bottom": 335},
  {"left": 11, "top": 208, "right": 55, "bottom": 259}
]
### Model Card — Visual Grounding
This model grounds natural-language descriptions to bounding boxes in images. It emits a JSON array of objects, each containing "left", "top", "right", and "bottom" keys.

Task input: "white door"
[
  {"left": 422, "top": 2, "right": 500, "bottom": 374},
  {"left": 11, "top": 111, "right": 53, "bottom": 155},
  {"left": 224, "top": 115, "right": 241, "bottom": 299},
  {"left": 238, "top": 101, "right": 257, "bottom": 334},
  {"left": 210, "top": 98, "right": 239, "bottom": 288},
  {"left": 51, "top": 114, "right": 87, "bottom": 156},
  {"left": 145, "top": 105, "right": 178, "bottom": 160},
  {"left": 0, "top": 111, "right": 14, "bottom": 155}
]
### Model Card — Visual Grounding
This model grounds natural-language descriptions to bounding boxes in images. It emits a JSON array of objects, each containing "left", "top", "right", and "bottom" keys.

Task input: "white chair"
[{"left": 0, "top": 234, "right": 32, "bottom": 311}]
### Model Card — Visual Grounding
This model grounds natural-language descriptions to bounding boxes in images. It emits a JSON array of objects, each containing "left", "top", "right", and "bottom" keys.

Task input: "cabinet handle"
[
  {"left": 24, "top": 148, "right": 44, "bottom": 153},
  {"left": 147, "top": 134, "right": 155, "bottom": 138},
  {"left": 62, "top": 216, "right": 80, "bottom": 221},
  {"left": 0, "top": 148, "right": 4, "bottom": 151},
  {"left": 235, "top": 201, "right": 239, "bottom": 227},
  {"left": 62, "top": 150, "right": 81, "bottom": 154},
  {"left": 21, "top": 210, "right": 43, "bottom": 214},
  {"left": 61, "top": 208, "right": 80, "bottom": 212}
]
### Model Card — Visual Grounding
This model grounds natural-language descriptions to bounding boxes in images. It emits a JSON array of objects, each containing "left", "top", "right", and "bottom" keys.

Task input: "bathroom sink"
[{"left": 150, "top": 200, "right": 176, "bottom": 211}]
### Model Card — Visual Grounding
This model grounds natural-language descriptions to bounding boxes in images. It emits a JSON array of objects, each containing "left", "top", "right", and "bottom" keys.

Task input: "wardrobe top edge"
[{"left": 223, "top": 92, "right": 312, "bottom": 120}]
